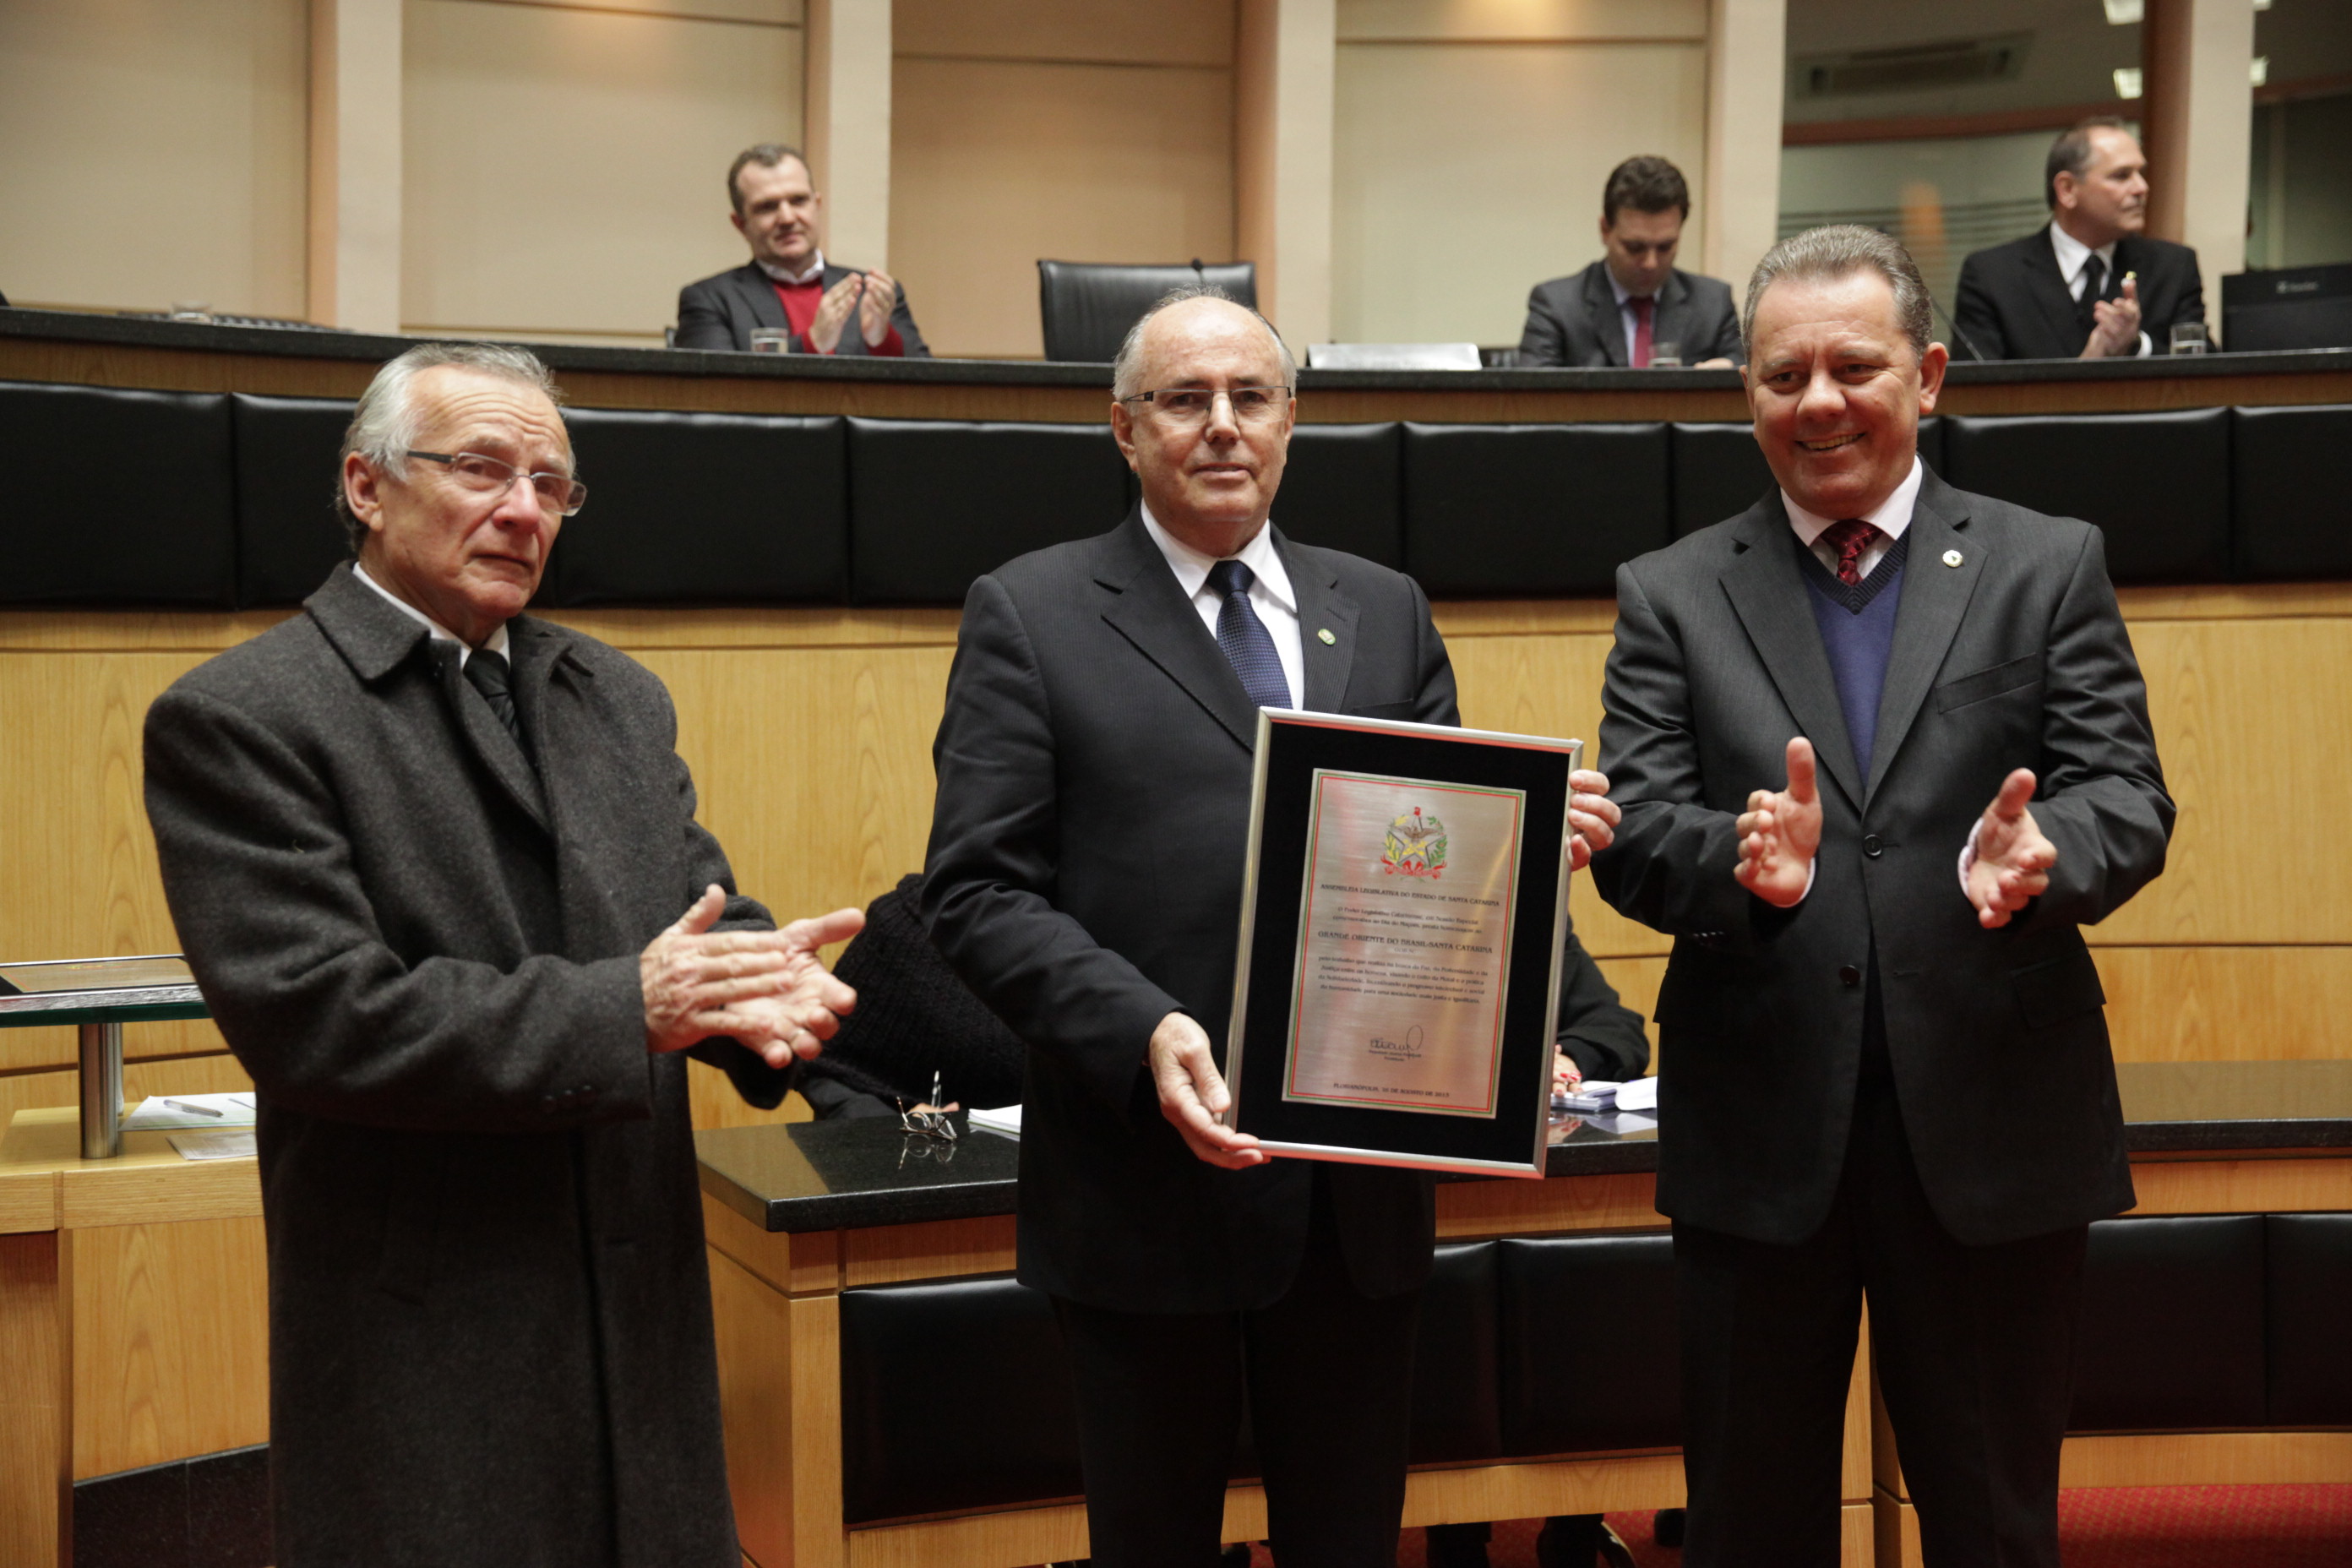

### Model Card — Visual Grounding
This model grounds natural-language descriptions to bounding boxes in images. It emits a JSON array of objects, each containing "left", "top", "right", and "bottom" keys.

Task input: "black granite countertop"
[
  {"left": 695, "top": 1059, "right": 2352, "bottom": 1234},
  {"left": 8, "top": 305, "right": 2349, "bottom": 396}
]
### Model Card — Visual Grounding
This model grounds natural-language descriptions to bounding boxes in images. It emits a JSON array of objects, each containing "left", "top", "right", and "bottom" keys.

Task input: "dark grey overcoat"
[{"left": 144, "top": 565, "right": 784, "bottom": 1567}]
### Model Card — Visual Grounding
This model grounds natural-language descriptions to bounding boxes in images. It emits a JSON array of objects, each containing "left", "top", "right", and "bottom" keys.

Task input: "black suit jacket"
[
  {"left": 923, "top": 512, "right": 1458, "bottom": 1313},
  {"left": 674, "top": 260, "right": 930, "bottom": 356},
  {"left": 1952, "top": 227, "right": 2205, "bottom": 361},
  {"left": 1592, "top": 469, "right": 2172, "bottom": 1249},
  {"left": 1519, "top": 259, "right": 1745, "bottom": 368},
  {"left": 143, "top": 566, "right": 787, "bottom": 1565}
]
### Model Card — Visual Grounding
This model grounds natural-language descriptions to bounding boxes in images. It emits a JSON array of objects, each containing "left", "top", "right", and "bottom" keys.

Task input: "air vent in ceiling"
[{"left": 1792, "top": 34, "right": 2034, "bottom": 99}]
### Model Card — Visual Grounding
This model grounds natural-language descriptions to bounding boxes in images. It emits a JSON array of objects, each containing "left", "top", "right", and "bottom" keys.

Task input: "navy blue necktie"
[{"left": 1206, "top": 560, "right": 1292, "bottom": 710}]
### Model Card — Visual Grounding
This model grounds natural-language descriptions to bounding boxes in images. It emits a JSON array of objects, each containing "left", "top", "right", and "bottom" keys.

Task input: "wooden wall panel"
[
  {"left": 889, "top": 48, "right": 1236, "bottom": 360},
  {"left": 2095, "top": 615, "right": 2352, "bottom": 945},
  {"left": 2097, "top": 945, "right": 2352, "bottom": 1064},
  {"left": 69, "top": 1215, "right": 269, "bottom": 1479},
  {"left": 0, "top": 1231, "right": 66, "bottom": 1568}
]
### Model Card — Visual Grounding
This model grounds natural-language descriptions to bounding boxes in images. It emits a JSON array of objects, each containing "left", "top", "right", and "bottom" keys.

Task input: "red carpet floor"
[{"left": 1362, "top": 1485, "right": 2352, "bottom": 1566}]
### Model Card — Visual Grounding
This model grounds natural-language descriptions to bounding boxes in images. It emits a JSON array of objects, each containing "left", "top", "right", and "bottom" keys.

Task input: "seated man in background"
[
  {"left": 1519, "top": 156, "right": 1742, "bottom": 369},
  {"left": 676, "top": 142, "right": 930, "bottom": 357},
  {"left": 1953, "top": 117, "right": 2205, "bottom": 360},
  {"left": 144, "top": 340, "right": 864, "bottom": 1566}
]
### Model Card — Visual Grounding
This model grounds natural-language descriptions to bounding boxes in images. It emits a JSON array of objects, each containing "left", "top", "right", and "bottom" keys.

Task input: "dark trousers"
[
  {"left": 1050, "top": 1176, "right": 1423, "bottom": 1568},
  {"left": 1674, "top": 1075, "right": 2088, "bottom": 1568}
]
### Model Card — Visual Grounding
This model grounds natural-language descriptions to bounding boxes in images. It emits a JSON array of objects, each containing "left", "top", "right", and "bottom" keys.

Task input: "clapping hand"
[
  {"left": 807, "top": 275, "right": 863, "bottom": 354},
  {"left": 640, "top": 885, "right": 864, "bottom": 1066},
  {"left": 1966, "top": 770, "right": 2056, "bottom": 928},
  {"left": 855, "top": 270, "right": 900, "bottom": 348},
  {"left": 2083, "top": 276, "right": 2142, "bottom": 359},
  {"left": 1734, "top": 738, "right": 1823, "bottom": 907}
]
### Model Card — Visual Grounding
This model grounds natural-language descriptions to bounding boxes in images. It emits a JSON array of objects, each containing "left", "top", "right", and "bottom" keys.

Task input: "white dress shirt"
[
  {"left": 353, "top": 562, "right": 510, "bottom": 666},
  {"left": 755, "top": 251, "right": 827, "bottom": 286},
  {"left": 1141, "top": 507, "right": 1304, "bottom": 710},
  {"left": 2047, "top": 221, "right": 2152, "bottom": 357},
  {"left": 1781, "top": 455, "right": 1924, "bottom": 584}
]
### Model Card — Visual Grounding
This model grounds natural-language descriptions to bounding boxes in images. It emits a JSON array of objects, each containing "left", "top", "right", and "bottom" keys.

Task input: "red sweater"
[{"left": 770, "top": 275, "right": 905, "bottom": 356}]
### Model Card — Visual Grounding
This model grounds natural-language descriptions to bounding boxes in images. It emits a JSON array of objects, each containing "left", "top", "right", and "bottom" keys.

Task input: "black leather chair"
[
  {"left": 0, "top": 381, "right": 237, "bottom": 607},
  {"left": 1497, "top": 1234, "right": 1680, "bottom": 1455},
  {"left": 838, "top": 1276, "right": 1085, "bottom": 1523},
  {"left": 544, "top": 409, "right": 847, "bottom": 607},
  {"left": 2231, "top": 404, "right": 2352, "bottom": 581},
  {"left": 232, "top": 394, "right": 355, "bottom": 607},
  {"left": 1277, "top": 422, "right": 1405, "bottom": 569},
  {"left": 1402, "top": 422, "right": 1671, "bottom": 596},
  {"left": 2265, "top": 1212, "right": 2352, "bottom": 1424},
  {"left": 1941, "top": 409, "right": 2230, "bottom": 584},
  {"left": 2068, "top": 1215, "right": 2266, "bottom": 1431},
  {"left": 1037, "top": 260, "right": 1258, "bottom": 364},
  {"left": 1411, "top": 1242, "right": 1505, "bottom": 1464},
  {"left": 847, "top": 418, "right": 1132, "bottom": 604}
]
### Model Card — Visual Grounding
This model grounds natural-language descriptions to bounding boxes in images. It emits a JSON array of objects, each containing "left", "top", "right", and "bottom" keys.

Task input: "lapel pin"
[
  {"left": 1942, "top": 549, "right": 1964, "bottom": 568},
  {"left": 1316, "top": 628, "right": 1337, "bottom": 645}
]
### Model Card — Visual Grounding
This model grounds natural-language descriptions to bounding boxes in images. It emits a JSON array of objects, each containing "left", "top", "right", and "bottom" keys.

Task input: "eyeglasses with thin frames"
[
  {"left": 405, "top": 450, "right": 589, "bottom": 516},
  {"left": 1116, "top": 386, "right": 1292, "bottom": 427}
]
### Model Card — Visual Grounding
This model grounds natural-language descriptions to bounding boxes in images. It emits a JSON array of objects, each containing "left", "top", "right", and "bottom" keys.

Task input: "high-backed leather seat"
[
  {"left": 0, "top": 381, "right": 237, "bottom": 607},
  {"left": 232, "top": 394, "right": 354, "bottom": 607},
  {"left": 2232, "top": 404, "right": 2352, "bottom": 580},
  {"left": 1943, "top": 409, "right": 2230, "bottom": 584},
  {"left": 1037, "top": 260, "right": 1258, "bottom": 363},
  {"left": 546, "top": 409, "right": 847, "bottom": 607},
  {"left": 1402, "top": 422, "right": 1671, "bottom": 596},
  {"left": 847, "top": 418, "right": 1132, "bottom": 605}
]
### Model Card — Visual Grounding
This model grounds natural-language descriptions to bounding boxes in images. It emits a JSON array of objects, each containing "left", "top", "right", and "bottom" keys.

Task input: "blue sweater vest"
[{"left": 1799, "top": 531, "right": 1910, "bottom": 781}]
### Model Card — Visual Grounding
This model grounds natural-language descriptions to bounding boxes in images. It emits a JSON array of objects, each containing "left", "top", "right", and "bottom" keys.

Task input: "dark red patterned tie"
[
  {"left": 1630, "top": 295, "right": 1655, "bottom": 368},
  {"left": 1821, "top": 519, "right": 1883, "bottom": 587}
]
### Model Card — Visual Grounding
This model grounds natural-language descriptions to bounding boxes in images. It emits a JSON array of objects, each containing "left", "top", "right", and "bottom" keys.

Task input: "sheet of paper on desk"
[
  {"left": 123, "top": 1092, "right": 257, "bottom": 1130},
  {"left": 1613, "top": 1077, "right": 1658, "bottom": 1113},
  {"left": 968, "top": 1104, "right": 1021, "bottom": 1140},
  {"left": 169, "top": 1129, "right": 257, "bottom": 1161}
]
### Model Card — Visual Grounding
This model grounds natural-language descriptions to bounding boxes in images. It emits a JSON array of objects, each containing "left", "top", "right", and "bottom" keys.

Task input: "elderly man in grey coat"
[{"left": 144, "top": 341, "right": 861, "bottom": 1567}]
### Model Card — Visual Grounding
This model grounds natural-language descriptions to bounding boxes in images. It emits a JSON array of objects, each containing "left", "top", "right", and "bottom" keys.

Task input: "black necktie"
[
  {"left": 1205, "top": 560, "right": 1293, "bottom": 710},
  {"left": 2077, "top": 253, "right": 2107, "bottom": 335},
  {"left": 464, "top": 649, "right": 520, "bottom": 738}
]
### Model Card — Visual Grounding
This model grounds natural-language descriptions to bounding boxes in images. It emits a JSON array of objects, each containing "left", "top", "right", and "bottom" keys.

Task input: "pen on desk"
[
  {"left": 930, "top": 1070, "right": 943, "bottom": 1111},
  {"left": 165, "top": 1099, "right": 224, "bottom": 1118}
]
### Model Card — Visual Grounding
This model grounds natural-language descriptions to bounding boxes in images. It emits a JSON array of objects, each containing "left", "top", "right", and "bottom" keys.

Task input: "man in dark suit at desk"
[
  {"left": 923, "top": 288, "right": 1619, "bottom": 1567},
  {"left": 1594, "top": 226, "right": 2171, "bottom": 1567},
  {"left": 143, "top": 341, "right": 863, "bottom": 1566},
  {"left": 1953, "top": 117, "right": 2206, "bottom": 360},
  {"left": 1519, "top": 156, "right": 1743, "bottom": 369},
  {"left": 675, "top": 142, "right": 930, "bottom": 357}
]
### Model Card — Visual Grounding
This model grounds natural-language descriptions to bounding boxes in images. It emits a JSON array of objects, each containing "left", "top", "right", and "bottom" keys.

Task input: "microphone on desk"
[{"left": 1930, "top": 288, "right": 1990, "bottom": 363}]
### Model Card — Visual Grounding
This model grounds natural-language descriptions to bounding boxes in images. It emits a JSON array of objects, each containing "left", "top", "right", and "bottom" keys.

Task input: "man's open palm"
[
  {"left": 1735, "top": 737, "right": 1823, "bottom": 907},
  {"left": 1968, "top": 769, "right": 2056, "bottom": 928}
]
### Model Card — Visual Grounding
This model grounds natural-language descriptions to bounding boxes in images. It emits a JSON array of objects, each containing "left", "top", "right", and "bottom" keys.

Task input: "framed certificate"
[{"left": 1221, "top": 710, "right": 1582, "bottom": 1177}]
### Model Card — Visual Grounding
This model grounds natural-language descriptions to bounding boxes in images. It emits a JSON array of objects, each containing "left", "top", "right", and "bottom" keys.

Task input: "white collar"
[
  {"left": 1606, "top": 270, "right": 1658, "bottom": 308},
  {"left": 1141, "top": 506, "right": 1298, "bottom": 615},
  {"left": 1782, "top": 455, "right": 1925, "bottom": 548},
  {"left": 2046, "top": 220, "right": 2117, "bottom": 288},
  {"left": 353, "top": 562, "right": 511, "bottom": 662},
  {"left": 755, "top": 251, "right": 827, "bottom": 286}
]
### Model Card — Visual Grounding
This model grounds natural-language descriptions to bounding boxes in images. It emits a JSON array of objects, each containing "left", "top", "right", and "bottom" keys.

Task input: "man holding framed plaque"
[
  {"left": 1592, "top": 227, "right": 2170, "bottom": 1567},
  {"left": 924, "top": 289, "right": 1617, "bottom": 1567}
]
